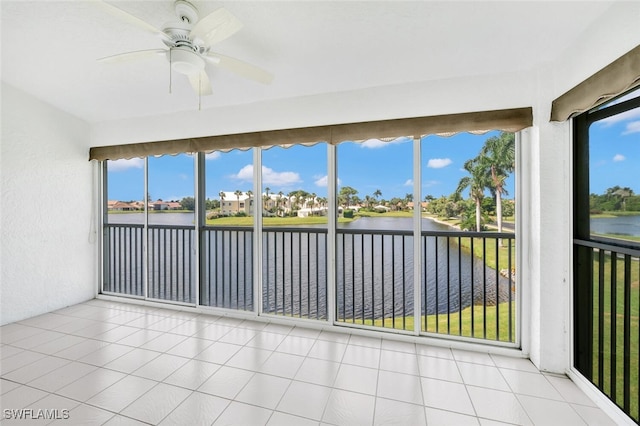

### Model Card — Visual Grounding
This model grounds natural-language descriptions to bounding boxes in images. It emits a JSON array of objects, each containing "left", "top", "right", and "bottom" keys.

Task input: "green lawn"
[{"left": 339, "top": 301, "right": 516, "bottom": 343}]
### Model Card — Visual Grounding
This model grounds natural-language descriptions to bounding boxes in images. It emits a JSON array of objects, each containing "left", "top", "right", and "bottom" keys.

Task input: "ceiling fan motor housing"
[{"left": 168, "top": 48, "right": 205, "bottom": 75}]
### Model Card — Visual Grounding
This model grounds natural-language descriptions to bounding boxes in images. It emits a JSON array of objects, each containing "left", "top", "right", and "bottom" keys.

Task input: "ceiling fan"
[{"left": 97, "top": 0, "right": 273, "bottom": 96}]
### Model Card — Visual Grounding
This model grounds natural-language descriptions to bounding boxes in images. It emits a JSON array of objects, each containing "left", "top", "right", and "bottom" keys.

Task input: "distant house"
[
  {"left": 219, "top": 191, "right": 254, "bottom": 216},
  {"left": 151, "top": 200, "right": 169, "bottom": 210},
  {"left": 166, "top": 202, "right": 182, "bottom": 210},
  {"left": 108, "top": 201, "right": 136, "bottom": 211}
]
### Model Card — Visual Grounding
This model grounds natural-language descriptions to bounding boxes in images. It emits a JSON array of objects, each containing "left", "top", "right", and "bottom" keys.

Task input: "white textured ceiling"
[{"left": 1, "top": 1, "right": 614, "bottom": 123}]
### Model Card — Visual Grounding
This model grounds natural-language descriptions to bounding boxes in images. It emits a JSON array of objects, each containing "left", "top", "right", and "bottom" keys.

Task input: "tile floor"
[{"left": 0, "top": 299, "right": 615, "bottom": 425}]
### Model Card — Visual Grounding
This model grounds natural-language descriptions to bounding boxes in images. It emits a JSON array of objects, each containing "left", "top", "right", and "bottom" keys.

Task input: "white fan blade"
[
  {"left": 188, "top": 71, "right": 213, "bottom": 96},
  {"left": 190, "top": 8, "right": 243, "bottom": 46},
  {"left": 98, "top": 49, "right": 165, "bottom": 63},
  {"left": 95, "top": 0, "right": 169, "bottom": 41},
  {"left": 206, "top": 52, "right": 273, "bottom": 85}
]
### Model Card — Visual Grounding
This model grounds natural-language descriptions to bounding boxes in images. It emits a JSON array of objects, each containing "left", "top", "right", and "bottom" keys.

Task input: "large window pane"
[
  {"left": 104, "top": 158, "right": 145, "bottom": 296},
  {"left": 147, "top": 154, "right": 195, "bottom": 303},
  {"left": 201, "top": 149, "right": 254, "bottom": 310},
  {"left": 589, "top": 104, "right": 640, "bottom": 244},
  {"left": 336, "top": 137, "right": 413, "bottom": 330},
  {"left": 262, "top": 144, "right": 328, "bottom": 319},
  {"left": 421, "top": 132, "right": 516, "bottom": 342}
]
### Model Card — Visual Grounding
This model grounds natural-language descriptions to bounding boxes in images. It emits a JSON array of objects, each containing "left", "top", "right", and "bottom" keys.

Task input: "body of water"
[
  {"left": 106, "top": 213, "right": 514, "bottom": 319},
  {"left": 591, "top": 215, "right": 640, "bottom": 237}
]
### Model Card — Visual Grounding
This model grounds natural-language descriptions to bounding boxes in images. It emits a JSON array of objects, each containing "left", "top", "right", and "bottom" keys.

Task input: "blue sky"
[
  {"left": 107, "top": 131, "right": 511, "bottom": 202},
  {"left": 107, "top": 103, "right": 638, "bottom": 203},
  {"left": 589, "top": 104, "right": 640, "bottom": 195}
]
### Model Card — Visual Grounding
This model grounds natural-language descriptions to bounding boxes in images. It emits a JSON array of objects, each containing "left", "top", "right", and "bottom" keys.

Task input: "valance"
[
  {"left": 89, "top": 107, "right": 532, "bottom": 161},
  {"left": 551, "top": 45, "right": 640, "bottom": 122}
]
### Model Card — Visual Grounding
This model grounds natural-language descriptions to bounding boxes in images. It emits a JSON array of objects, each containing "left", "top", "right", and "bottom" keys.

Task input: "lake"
[
  {"left": 106, "top": 213, "right": 514, "bottom": 318},
  {"left": 591, "top": 215, "right": 640, "bottom": 237}
]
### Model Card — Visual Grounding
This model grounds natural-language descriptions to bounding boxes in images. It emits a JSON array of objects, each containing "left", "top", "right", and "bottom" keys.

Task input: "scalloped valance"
[
  {"left": 551, "top": 45, "right": 640, "bottom": 122},
  {"left": 89, "top": 107, "right": 532, "bottom": 161}
]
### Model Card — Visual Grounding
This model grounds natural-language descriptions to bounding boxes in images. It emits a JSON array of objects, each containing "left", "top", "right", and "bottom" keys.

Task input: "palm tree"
[
  {"left": 219, "top": 191, "right": 226, "bottom": 215},
  {"left": 613, "top": 187, "right": 633, "bottom": 211},
  {"left": 405, "top": 193, "right": 413, "bottom": 210},
  {"left": 374, "top": 189, "right": 382, "bottom": 201},
  {"left": 246, "top": 190, "right": 253, "bottom": 214},
  {"left": 456, "top": 157, "right": 491, "bottom": 232},
  {"left": 277, "top": 191, "right": 284, "bottom": 216},
  {"left": 309, "top": 193, "right": 317, "bottom": 214},
  {"left": 234, "top": 190, "right": 243, "bottom": 213},
  {"left": 263, "top": 186, "right": 270, "bottom": 208},
  {"left": 480, "top": 132, "right": 515, "bottom": 234}
]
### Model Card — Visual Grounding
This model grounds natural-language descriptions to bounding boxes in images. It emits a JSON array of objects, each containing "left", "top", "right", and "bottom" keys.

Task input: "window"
[
  {"left": 573, "top": 86, "right": 640, "bottom": 422},
  {"left": 201, "top": 149, "right": 254, "bottom": 310},
  {"left": 261, "top": 143, "right": 328, "bottom": 319}
]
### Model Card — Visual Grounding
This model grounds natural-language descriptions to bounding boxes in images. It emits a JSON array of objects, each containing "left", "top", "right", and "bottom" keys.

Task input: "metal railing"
[
  {"left": 103, "top": 224, "right": 516, "bottom": 344},
  {"left": 104, "top": 224, "right": 144, "bottom": 297},
  {"left": 336, "top": 229, "right": 413, "bottom": 329},
  {"left": 335, "top": 229, "right": 516, "bottom": 342},
  {"left": 574, "top": 238, "right": 640, "bottom": 422},
  {"left": 200, "top": 226, "right": 253, "bottom": 311},
  {"left": 148, "top": 225, "right": 195, "bottom": 303},
  {"left": 262, "top": 227, "right": 327, "bottom": 320},
  {"left": 422, "top": 231, "right": 515, "bottom": 343}
]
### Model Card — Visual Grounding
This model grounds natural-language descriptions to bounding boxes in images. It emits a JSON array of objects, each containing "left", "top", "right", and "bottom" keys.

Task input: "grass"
[
  {"left": 458, "top": 237, "right": 516, "bottom": 273},
  {"left": 593, "top": 233, "right": 640, "bottom": 243},
  {"left": 592, "top": 211, "right": 640, "bottom": 218},
  {"left": 340, "top": 301, "right": 516, "bottom": 343}
]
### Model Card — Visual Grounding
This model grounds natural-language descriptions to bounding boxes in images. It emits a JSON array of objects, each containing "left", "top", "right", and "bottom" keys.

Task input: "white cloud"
[
  {"left": 233, "top": 164, "right": 254, "bottom": 181},
  {"left": 623, "top": 121, "right": 640, "bottom": 135},
  {"left": 360, "top": 137, "right": 410, "bottom": 149},
  {"left": 232, "top": 164, "right": 301, "bottom": 186},
  {"left": 422, "top": 180, "right": 439, "bottom": 187},
  {"left": 404, "top": 179, "right": 413, "bottom": 186},
  {"left": 314, "top": 175, "right": 341, "bottom": 187},
  {"left": 315, "top": 175, "right": 328, "bottom": 187},
  {"left": 206, "top": 152, "right": 221, "bottom": 160},
  {"left": 427, "top": 158, "right": 452, "bottom": 169},
  {"left": 108, "top": 158, "right": 144, "bottom": 172},
  {"left": 613, "top": 154, "right": 626, "bottom": 162}
]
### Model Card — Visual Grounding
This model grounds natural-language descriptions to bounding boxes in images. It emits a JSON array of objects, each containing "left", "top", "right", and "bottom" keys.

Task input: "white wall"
[
  {"left": 91, "top": 69, "right": 534, "bottom": 146},
  {"left": 522, "top": 1, "right": 640, "bottom": 374},
  {"left": 1, "top": 83, "right": 96, "bottom": 325}
]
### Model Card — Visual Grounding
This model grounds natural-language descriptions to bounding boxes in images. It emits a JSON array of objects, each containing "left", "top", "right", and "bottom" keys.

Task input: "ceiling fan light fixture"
[{"left": 169, "top": 48, "right": 205, "bottom": 75}]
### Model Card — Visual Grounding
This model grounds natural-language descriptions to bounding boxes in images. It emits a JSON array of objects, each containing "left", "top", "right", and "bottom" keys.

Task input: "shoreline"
[{"left": 423, "top": 215, "right": 462, "bottom": 231}]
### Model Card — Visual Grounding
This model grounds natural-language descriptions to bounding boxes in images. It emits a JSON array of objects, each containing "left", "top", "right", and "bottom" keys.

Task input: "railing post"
[
  {"left": 254, "top": 148, "right": 263, "bottom": 316},
  {"left": 413, "top": 136, "right": 422, "bottom": 335},
  {"left": 327, "top": 143, "right": 337, "bottom": 324}
]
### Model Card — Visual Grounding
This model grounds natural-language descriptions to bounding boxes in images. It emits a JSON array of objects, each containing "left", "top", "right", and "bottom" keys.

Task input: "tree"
[
  {"left": 404, "top": 193, "right": 413, "bottom": 210},
  {"left": 180, "top": 196, "right": 195, "bottom": 211},
  {"left": 264, "top": 187, "right": 271, "bottom": 210},
  {"left": 456, "top": 157, "right": 491, "bottom": 232},
  {"left": 246, "top": 190, "right": 253, "bottom": 215},
  {"left": 234, "top": 190, "right": 243, "bottom": 213},
  {"left": 205, "top": 198, "right": 219, "bottom": 210},
  {"left": 339, "top": 186, "right": 358, "bottom": 207},
  {"left": 373, "top": 189, "right": 382, "bottom": 201},
  {"left": 479, "top": 132, "right": 515, "bottom": 235},
  {"left": 219, "top": 191, "right": 226, "bottom": 214}
]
